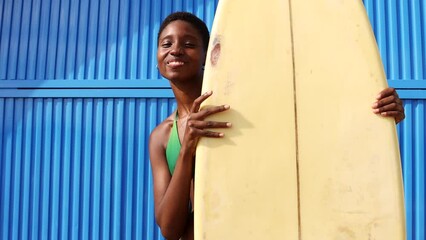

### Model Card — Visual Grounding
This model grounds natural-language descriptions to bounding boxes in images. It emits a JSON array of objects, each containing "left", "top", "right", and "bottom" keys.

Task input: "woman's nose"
[{"left": 170, "top": 45, "right": 184, "bottom": 55}]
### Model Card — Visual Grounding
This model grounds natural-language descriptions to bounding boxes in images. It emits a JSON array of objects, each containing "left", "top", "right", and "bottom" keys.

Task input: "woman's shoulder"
[{"left": 149, "top": 112, "right": 176, "bottom": 148}]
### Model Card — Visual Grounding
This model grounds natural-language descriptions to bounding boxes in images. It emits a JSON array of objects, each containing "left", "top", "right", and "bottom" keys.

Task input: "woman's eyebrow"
[{"left": 160, "top": 33, "right": 199, "bottom": 41}]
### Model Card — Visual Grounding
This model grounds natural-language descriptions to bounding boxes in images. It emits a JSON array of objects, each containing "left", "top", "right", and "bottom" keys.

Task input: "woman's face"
[{"left": 157, "top": 20, "right": 206, "bottom": 82}]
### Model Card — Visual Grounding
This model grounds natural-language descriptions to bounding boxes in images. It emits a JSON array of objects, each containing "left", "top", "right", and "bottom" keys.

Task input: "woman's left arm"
[{"left": 372, "top": 87, "right": 405, "bottom": 124}]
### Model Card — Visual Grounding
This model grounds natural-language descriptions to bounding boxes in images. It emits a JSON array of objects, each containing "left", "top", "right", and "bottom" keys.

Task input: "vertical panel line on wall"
[
  {"left": 90, "top": 0, "right": 99, "bottom": 79},
  {"left": 1, "top": 0, "right": 14, "bottom": 78},
  {"left": 18, "top": 0, "right": 30, "bottom": 80},
  {"left": 409, "top": 0, "right": 423, "bottom": 79},
  {"left": 414, "top": 101, "right": 425, "bottom": 239}
]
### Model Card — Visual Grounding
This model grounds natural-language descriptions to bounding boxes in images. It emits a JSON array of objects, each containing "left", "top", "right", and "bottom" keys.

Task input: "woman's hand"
[
  {"left": 372, "top": 87, "right": 405, "bottom": 124},
  {"left": 181, "top": 91, "right": 232, "bottom": 156}
]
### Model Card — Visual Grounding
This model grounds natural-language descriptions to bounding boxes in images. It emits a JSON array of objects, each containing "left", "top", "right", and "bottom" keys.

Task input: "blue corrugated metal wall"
[
  {"left": 0, "top": 0, "right": 218, "bottom": 239},
  {"left": 0, "top": 0, "right": 424, "bottom": 239},
  {"left": 0, "top": 96, "right": 176, "bottom": 240},
  {"left": 0, "top": 0, "right": 217, "bottom": 80}
]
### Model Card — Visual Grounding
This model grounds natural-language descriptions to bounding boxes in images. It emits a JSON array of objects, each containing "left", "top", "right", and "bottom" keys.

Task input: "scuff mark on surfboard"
[
  {"left": 223, "top": 78, "right": 234, "bottom": 96},
  {"left": 336, "top": 226, "right": 356, "bottom": 240},
  {"left": 210, "top": 36, "right": 221, "bottom": 66},
  {"left": 367, "top": 218, "right": 383, "bottom": 240}
]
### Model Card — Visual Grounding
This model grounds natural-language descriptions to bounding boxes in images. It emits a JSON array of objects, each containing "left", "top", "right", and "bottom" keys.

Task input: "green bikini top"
[{"left": 166, "top": 112, "right": 181, "bottom": 175}]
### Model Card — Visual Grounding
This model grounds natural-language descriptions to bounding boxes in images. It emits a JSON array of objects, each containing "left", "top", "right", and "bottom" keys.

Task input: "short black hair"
[{"left": 157, "top": 12, "right": 210, "bottom": 52}]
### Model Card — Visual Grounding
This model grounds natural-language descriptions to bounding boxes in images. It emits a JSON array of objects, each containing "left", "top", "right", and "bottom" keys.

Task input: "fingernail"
[
  {"left": 224, "top": 105, "right": 230, "bottom": 109},
  {"left": 219, "top": 133, "right": 224, "bottom": 137},
  {"left": 371, "top": 102, "right": 378, "bottom": 108},
  {"left": 373, "top": 109, "right": 380, "bottom": 113},
  {"left": 226, "top": 122, "right": 232, "bottom": 127},
  {"left": 376, "top": 94, "right": 381, "bottom": 99},
  {"left": 204, "top": 91, "right": 212, "bottom": 95}
]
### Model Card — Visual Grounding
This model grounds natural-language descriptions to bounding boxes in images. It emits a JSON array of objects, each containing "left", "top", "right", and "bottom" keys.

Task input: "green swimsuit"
[
  {"left": 166, "top": 112, "right": 194, "bottom": 213},
  {"left": 165, "top": 112, "right": 181, "bottom": 174}
]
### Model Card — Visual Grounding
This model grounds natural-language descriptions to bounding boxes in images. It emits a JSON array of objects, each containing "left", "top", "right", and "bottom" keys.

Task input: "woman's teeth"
[{"left": 168, "top": 61, "right": 184, "bottom": 66}]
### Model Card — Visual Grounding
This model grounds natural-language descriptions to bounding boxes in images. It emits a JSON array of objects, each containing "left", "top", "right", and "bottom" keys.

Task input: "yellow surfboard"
[{"left": 195, "top": 0, "right": 406, "bottom": 239}]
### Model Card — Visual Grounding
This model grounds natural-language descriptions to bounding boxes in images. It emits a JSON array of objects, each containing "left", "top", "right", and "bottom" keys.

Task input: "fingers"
[
  {"left": 378, "top": 111, "right": 401, "bottom": 117},
  {"left": 187, "top": 127, "right": 225, "bottom": 138},
  {"left": 187, "top": 116, "right": 232, "bottom": 139},
  {"left": 375, "top": 87, "right": 396, "bottom": 99},
  {"left": 195, "top": 104, "right": 230, "bottom": 119},
  {"left": 372, "top": 95, "right": 400, "bottom": 113},
  {"left": 372, "top": 87, "right": 405, "bottom": 123},
  {"left": 373, "top": 102, "right": 402, "bottom": 114},
  {"left": 191, "top": 91, "right": 213, "bottom": 113},
  {"left": 188, "top": 119, "right": 232, "bottom": 130},
  {"left": 379, "top": 110, "right": 405, "bottom": 124},
  {"left": 190, "top": 91, "right": 230, "bottom": 120},
  {"left": 373, "top": 88, "right": 400, "bottom": 107},
  {"left": 185, "top": 91, "right": 232, "bottom": 140}
]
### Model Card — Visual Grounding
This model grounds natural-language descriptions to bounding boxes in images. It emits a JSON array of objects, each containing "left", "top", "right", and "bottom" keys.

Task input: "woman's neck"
[{"left": 170, "top": 78, "right": 203, "bottom": 118}]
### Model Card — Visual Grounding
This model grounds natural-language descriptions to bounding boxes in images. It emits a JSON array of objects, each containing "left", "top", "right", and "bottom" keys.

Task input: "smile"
[{"left": 167, "top": 60, "right": 185, "bottom": 67}]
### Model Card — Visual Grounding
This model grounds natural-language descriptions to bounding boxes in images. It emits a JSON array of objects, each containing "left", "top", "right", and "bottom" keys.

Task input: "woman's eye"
[
  {"left": 161, "top": 42, "right": 172, "bottom": 48},
  {"left": 185, "top": 42, "right": 196, "bottom": 48}
]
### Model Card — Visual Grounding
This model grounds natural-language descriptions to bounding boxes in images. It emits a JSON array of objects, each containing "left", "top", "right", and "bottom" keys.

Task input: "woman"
[{"left": 149, "top": 12, "right": 405, "bottom": 240}]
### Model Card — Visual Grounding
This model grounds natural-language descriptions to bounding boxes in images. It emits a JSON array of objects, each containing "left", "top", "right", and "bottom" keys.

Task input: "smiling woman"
[{"left": 149, "top": 12, "right": 231, "bottom": 240}]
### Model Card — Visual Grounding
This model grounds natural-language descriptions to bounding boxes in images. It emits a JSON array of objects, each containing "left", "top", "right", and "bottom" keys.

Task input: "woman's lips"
[{"left": 167, "top": 60, "right": 185, "bottom": 68}]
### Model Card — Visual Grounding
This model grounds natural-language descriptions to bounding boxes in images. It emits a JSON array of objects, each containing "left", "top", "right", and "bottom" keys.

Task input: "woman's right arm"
[
  {"left": 149, "top": 125, "right": 193, "bottom": 239},
  {"left": 150, "top": 91, "right": 231, "bottom": 240}
]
